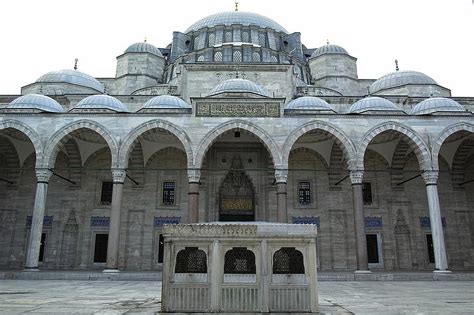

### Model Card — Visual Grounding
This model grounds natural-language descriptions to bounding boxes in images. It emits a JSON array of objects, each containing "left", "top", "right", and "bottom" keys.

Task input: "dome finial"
[
  {"left": 395, "top": 59, "right": 399, "bottom": 71},
  {"left": 326, "top": 39, "right": 329, "bottom": 45},
  {"left": 234, "top": 0, "right": 239, "bottom": 11},
  {"left": 74, "top": 58, "right": 78, "bottom": 70},
  {"left": 144, "top": 37, "right": 147, "bottom": 43}
]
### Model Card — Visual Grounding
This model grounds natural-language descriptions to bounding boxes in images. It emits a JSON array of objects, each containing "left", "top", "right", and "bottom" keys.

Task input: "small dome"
[
  {"left": 411, "top": 97, "right": 466, "bottom": 115},
  {"left": 185, "top": 11, "right": 288, "bottom": 33},
  {"left": 75, "top": 95, "right": 129, "bottom": 112},
  {"left": 209, "top": 79, "right": 268, "bottom": 97},
  {"left": 370, "top": 70, "right": 437, "bottom": 94},
  {"left": 286, "top": 96, "right": 335, "bottom": 111},
  {"left": 348, "top": 97, "right": 402, "bottom": 114},
  {"left": 36, "top": 69, "right": 104, "bottom": 93},
  {"left": 311, "top": 44, "right": 348, "bottom": 58},
  {"left": 143, "top": 95, "right": 191, "bottom": 109},
  {"left": 7, "top": 94, "right": 65, "bottom": 113},
  {"left": 124, "top": 42, "right": 163, "bottom": 57}
]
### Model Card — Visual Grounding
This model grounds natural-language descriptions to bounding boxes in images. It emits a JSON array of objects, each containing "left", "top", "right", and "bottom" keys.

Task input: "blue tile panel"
[
  {"left": 365, "top": 216, "right": 383, "bottom": 228},
  {"left": 26, "top": 216, "right": 53, "bottom": 227},
  {"left": 91, "top": 216, "right": 110, "bottom": 227},
  {"left": 154, "top": 216, "right": 181, "bottom": 227},
  {"left": 292, "top": 216, "right": 320, "bottom": 228},
  {"left": 419, "top": 216, "right": 447, "bottom": 228}
]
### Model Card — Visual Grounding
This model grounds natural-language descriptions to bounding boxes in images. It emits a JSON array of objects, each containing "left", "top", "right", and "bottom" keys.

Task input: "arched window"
[
  {"left": 252, "top": 52, "right": 261, "bottom": 62},
  {"left": 197, "top": 55, "right": 205, "bottom": 62},
  {"left": 193, "top": 39, "right": 200, "bottom": 50},
  {"left": 214, "top": 51, "right": 223, "bottom": 62},
  {"left": 225, "top": 31, "right": 233, "bottom": 43},
  {"left": 273, "top": 247, "right": 305, "bottom": 274},
  {"left": 258, "top": 32, "right": 266, "bottom": 47},
  {"left": 224, "top": 247, "right": 256, "bottom": 274},
  {"left": 175, "top": 247, "right": 207, "bottom": 273},
  {"left": 241, "top": 31, "right": 249, "bottom": 42},
  {"left": 208, "top": 33, "right": 216, "bottom": 46},
  {"left": 270, "top": 55, "right": 278, "bottom": 63},
  {"left": 233, "top": 50, "right": 242, "bottom": 63}
]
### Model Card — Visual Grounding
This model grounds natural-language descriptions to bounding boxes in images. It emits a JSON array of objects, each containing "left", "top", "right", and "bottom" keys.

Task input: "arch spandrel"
[
  {"left": 432, "top": 122, "right": 474, "bottom": 171},
  {"left": 357, "top": 121, "right": 431, "bottom": 171},
  {"left": 193, "top": 119, "right": 282, "bottom": 169},
  {"left": 282, "top": 121, "right": 356, "bottom": 170},
  {"left": 0, "top": 120, "right": 44, "bottom": 167},
  {"left": 119, "top": 119, "right": 193, "bottom": 169},
  {"left": 43, "top": 120, "right": 118, "bottom": 168}
]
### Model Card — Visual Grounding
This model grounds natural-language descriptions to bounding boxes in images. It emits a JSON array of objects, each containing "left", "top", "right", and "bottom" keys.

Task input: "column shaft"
[
  {"left": 188, "top": 182, "right": 200, "bottom": 223},
  {"left": 276, "top": 182, "right": 287, "bottom": 223},
  {"left": 352, "top": 183, "right": 369, "bottom": 271}
]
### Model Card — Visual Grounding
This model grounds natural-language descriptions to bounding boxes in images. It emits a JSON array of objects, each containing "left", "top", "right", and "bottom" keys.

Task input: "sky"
[{"left": 0, "top": 0, "right": 472, "bottom": 96}]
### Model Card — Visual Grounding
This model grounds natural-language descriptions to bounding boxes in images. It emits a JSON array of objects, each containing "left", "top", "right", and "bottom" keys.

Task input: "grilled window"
[
  {"left": 273, "top": 247, "right": 305, "bottom": 274},
  {"left": 233, "top": 50, "right": 242, "bottom": 63},
  {"left": 241, "top": 31, "right": 249, "bottom": 42},
  {"left": 197, "top": 55, "right": 205, "bottom": 62},
  {"left": 100, "top": 181, "right": 113, "bottom": 205},
  {"left": 175, "top": 247, "right": 207, "bottom": 273},
  {"left": 252, "top": 52, "right": 261, "bottom": 62},
  {"left": 224, "top": 247, "right": 256, "bottom": 274},
  {"left": 258, "top": 32, "right": 266, "bottom": 47},
  {"left": 298, "top": 181, "right": 311, "bottom": 205},
  {"left": 225, "top": 31, "right": 232, "bottom": 43},
  {"left": 162, "top": 181, "right": 176, "bottom": 205},
  {"left": 362, "top": 182, "right": 372, "bottom": 205},
  {"left": 208, "top": 33, "right": 215, "bottom": 46},
  {"left": 214, "top": 51, "right": 223, "bottom": 62}
]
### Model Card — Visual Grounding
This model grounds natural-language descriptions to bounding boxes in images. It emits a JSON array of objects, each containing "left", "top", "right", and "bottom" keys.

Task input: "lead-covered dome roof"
[
  {"left": 185, "top": 11, "right": 288, "bottom": 33},
  {"left": 125, "top": 42, "right": 163, "bottom": 57},
  {"left": 36, "top": 69, "right": 104, "bottom": 93},
  {"left": 143, "top": 95, "right": 191, "bottom": 109},
  {"left": 75, "top": 95, "right": 129, "bottom": 112},
  {"left": 370, "top": 70, "right": 437, "bottom": 94},
  {"left": 286, "top": 96, "right": 335, "bottom": 111},
  {"left": 411, "top": 97, "right": 466, "bottom": 115},
  {"left": 311, "top": 44, "right": 349, "bottom": 58},
  {"left": 7, "top": 94, "right": 65, "bottom": 113},
  {"left": 348, "top": 96, "right": 402, "bottom": 114},
  {"left": 209, "top": 79, "right": 268, "bottom": 97}
]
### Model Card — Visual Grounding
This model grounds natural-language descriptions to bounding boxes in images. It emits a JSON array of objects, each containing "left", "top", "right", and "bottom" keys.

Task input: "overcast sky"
[{"left": 0, "top": 0, "right": 472, "bottom": 96}]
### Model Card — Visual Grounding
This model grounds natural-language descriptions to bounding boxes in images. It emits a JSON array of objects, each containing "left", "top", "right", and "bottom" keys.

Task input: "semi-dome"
[
  {"left": 209, "top": 79, "right": 268, "bottom": 97},
  {"left": 370, "top": 70, "right": 437, "bottom": 94},
  {"left": 286, "top": 96, "right": 335, "bottom": 111},
  {"left": 36, "top": 69, "right": 105, "bottom": 93},
  {"left": 75, "top": 95, "right": 129, "bottom": 112},
  {"left": 348, "top": 96, "right": 402, "bottom": 114},
  {"left": 311, "top": 44, "right": 348, "bottom": 58},
  {"left": 185, "top": 11, "right": 288, "bottom": 33},
  {"left": 7, "top": 94, "right": 65, "bottom": 113},
  {"left": 143, "top": 95, "right": 190, "bottom": 109},
  {"left": 411, "top": 97, "right": 466, "bottom": 115},
  {"left": 124, "top": 42, "right": 163, "bottom": 57}
]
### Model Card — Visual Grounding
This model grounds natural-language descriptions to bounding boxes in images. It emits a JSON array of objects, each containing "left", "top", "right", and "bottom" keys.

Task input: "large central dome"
[{"left": 185, "top": 11, "right": 288, "bottom": 33}]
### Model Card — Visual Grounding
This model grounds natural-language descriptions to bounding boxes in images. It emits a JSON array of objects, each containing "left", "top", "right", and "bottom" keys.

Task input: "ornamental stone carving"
[
  {"left": 187, "top": 169, "right": 201, "bottom": 183},
  {"left": 349, "top": 170, "right": 364, "bottom": 185},
  {"left": 35, "top": 168, "right": 52, "bottom": 183},
  {"left": 422, "top": 170, "right": 439, "bottom": 185},
  {"left": 274, "top": 169, "right": 288, "bottom": 183},
  {"left": 163, "top": 223, "right": 258, "bottom": 237},
  {"left": 112, "top": 169, "right": 127, "bottom": 183}
]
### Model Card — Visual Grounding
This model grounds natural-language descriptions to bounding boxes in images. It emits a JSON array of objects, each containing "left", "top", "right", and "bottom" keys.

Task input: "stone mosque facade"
[{"left": 0, "top": 10, "right": 473, "bottom": 273}]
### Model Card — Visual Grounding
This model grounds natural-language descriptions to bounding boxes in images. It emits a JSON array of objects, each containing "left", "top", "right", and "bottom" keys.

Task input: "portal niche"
[{"left": 218, "top": 155, "right": 255, "bottom": 221}]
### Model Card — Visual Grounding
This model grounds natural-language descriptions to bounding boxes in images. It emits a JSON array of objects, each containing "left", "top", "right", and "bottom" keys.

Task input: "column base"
[
  {"left": 354, "top": 270, "right": 372, "bottom": 274},
  {"left": 102, "top": 269, "right": 120, "bottom": 273},
  {"left": 433, "top": 269, "right": 452, "bottom": 274},
  {"left": 23, "top": 267, "right": 39, "bottom": 272}
]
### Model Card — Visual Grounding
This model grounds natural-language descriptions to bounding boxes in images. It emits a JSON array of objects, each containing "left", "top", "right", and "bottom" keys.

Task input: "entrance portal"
[{"left": 219, "top": 155, "right": 255, "bottom": 221}]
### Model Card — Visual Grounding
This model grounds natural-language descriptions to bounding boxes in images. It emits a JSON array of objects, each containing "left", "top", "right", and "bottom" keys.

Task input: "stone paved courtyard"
[{"left": 0, "top": 280, "right": 473, "bottom": 314}]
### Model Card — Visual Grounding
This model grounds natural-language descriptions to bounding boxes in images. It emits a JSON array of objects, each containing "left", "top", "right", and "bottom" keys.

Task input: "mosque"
[{"left": 0, "top": 8, "right": 473, "bottom": 273}]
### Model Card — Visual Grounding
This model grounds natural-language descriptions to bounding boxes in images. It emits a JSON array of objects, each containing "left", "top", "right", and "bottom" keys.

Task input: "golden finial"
[
  {"left": 234, "top": 0, "right": 239, "bottom": 11},
  {"left": 326, "top": 39, "right": 329, "bottom": 45},
  {"left": 144, "top": 37, "right": 147, "bottom": 43},
  {"left": 395, "top": 59, "right": 399, "bottom": 71},
  {"left": 74, "top": 58, "right": 78, "bottom": 70}
]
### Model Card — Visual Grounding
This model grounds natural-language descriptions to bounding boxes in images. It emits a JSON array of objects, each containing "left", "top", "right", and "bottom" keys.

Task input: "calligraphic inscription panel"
[
  {"left": 196, "top": 103, "right": 280, "bottom": 117},
  {"left": 221, "top": 198, "right": 253, "bottom": 211}
]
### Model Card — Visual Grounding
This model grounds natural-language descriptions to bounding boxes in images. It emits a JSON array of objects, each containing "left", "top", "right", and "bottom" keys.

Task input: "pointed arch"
[
  {"left": 194, "top": 120, "right": 281, "bottom": 169},
  {"left": 432, "top": 122, "right": 474, "bottom": 171},
  {"left": 0, "top": 120, "right": 43, "bottom": 166},
  {"left": 43, "top": 120, "right": 118, "bottom": 168},
  {"left": 282, "top": 121, "right": 356, "bottom": 170},
  {"left": 119, "top": 119, "right": 193, "bottom": 168}
]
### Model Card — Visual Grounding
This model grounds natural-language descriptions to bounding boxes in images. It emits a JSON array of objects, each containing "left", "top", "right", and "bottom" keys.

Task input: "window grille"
[
  {"left": 298, "top": 181, "right": 311, "bottom": 205},
  {"left": 258, "top": 33, "right": 266, "bottom": 47},
  {"left": 162, "top": 181, "right": 176, "bottom": 205},
  {"left": 233, "top": 50, "right": 242, "bottom": 63},
  {"left": 224, "top": 247, "right": 256, "bottom": 274},
  {"left": 270, "top": 55, "right": 278, "bottom": 63},
  {"left": 273, "top": 247, "right": 305, "bottom": 274},
  {"left": 252, "top": 52, "right": 261, "bottom": 62},
  {"left": 225, "top": 31, "right": 232, "bottom": 43},
  {"left": 197, "top": 55, "right": 205, "bottom": 62},
  {"left": 214, "top": 51, "right": 223, "bottom": 62},
  {"left": 100, "top": 181, "right": 113, "bottom": 204},
  {"left": 193, "top": 38, "right": 199, "bottom": 50},
  {"left": 241, "top": 31, "right": 249, "bottom": 42},
  {"left": 175, "top": 247, "right": 207, "bottom": 273},
  {"left": 362, "top": 182, "right": 372, "bottom": 205},
  {"left": 208, "top": 33, "right": 216, "bottom": 46}
]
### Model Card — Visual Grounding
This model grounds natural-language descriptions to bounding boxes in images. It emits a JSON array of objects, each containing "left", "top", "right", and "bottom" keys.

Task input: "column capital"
[
  {"left": 111, "top": 169, "right": 126, "bottom": 183},
  {"left": 187, "top": 169, "right": 201, "bottom": 183},
  {"left": 422, "top": 170, "right": 439, "bottom": 185},
  {"left": 35, "top": 168, "right": 52, "bottom": 183},
  {"left": 274, "top": 169, "right": 288, "bottom": 184},
  {"left": 349, "top": 170, "right": 364, "bottom": 185}
]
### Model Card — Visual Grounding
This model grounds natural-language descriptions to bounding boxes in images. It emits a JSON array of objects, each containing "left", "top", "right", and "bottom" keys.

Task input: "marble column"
[
  {"left": 187, "top": 169, "right": 200, "bottom": 223},
  {"left": 422, "top": 170, "right": 449, "bottom": 272},
  {"left": 275, "top": 169, "right": 288, "bottom": 223},
  {"left": 25, "top": 168, "right": 52, "bottom": 270},
  {"left": 350, "top": 170, "right": 370, "bottom": 272},
  {"left": 104, "top": 169, "right": 126, "bottom": 272}
]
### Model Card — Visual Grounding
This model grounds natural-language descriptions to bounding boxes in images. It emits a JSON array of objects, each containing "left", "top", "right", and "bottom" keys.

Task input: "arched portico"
[
  {"left": 432, "top": 122, "right": 474, "bottom": 171},
  {"left": 0, "top": 120, "right": 44, "bottom": 165}
]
